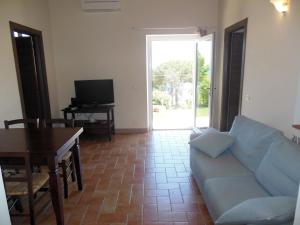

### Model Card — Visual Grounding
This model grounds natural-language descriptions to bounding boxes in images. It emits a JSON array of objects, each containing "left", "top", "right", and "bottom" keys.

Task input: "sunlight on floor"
[{"left": 153, "top": 109, "right": 209, "bottom": 129}]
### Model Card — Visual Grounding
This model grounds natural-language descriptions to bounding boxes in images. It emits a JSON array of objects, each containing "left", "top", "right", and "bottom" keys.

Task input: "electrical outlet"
[{"left": 245, "top": 94, "right": 251, "bottom": 102}]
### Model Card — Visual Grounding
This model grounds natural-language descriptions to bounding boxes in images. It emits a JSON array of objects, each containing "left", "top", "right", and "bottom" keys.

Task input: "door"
[
  {"left": 15, "top": 37, "right": 41, "bottom": 119},
  {"left": 220, "top": 19, "right": 248, "bottom": 131},
  {"left": 147, "top": 34, "right": 215, "bottom": 130},
  {"left": 148, "top": 35, "right": 197, "bottom": 130},
  {"left": 195, "top": 33, "right": 215, "bottom": 128},
  {"left": 10, "top": 22, "right": 51, "bottom": 120}
]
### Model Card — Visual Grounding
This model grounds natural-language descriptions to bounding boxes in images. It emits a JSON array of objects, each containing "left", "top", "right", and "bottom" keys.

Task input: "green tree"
[
  {"left": 153, "top": 60, "right": 192, "bottom": 108},
  {"left": 197, "top": 54, "right": 210, "bottom": 107}
]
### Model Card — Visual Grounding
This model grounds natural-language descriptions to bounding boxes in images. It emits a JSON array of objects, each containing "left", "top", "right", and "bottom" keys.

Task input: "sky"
[{"left": 151, "top": 39, "right": 212, "bottom": 69}]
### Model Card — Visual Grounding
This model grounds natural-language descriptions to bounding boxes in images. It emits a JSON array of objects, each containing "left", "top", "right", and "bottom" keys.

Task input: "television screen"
[{"left": 75, "top": 79, "right": 114, "bottom": 105}]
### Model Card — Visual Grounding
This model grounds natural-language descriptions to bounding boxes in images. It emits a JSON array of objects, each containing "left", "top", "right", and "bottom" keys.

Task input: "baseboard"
[{"left": 115, "top": 128, "right": 149, "bottom": 134}]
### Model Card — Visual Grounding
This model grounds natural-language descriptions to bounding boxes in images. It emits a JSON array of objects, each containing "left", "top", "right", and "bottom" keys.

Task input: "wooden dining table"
[{"left": 0, "top": 127, "right": 84, "bottom": 225}]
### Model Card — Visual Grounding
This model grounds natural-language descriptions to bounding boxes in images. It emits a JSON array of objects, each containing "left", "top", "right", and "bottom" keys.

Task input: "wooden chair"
[
  {"left": 3, "top": 118, "right": 41, "bottom": 215},
  {"left": 42, "top": 119, "right": 76, "bottom": 198},
  {"left": 2, "top": 154, "right": 49, "bottom": 225},
  {"left": 4, "top": 119, "right": 40, "bottom": 173},
  {"left": 4, "top": 118, "right": 38, "bottom": 129}
]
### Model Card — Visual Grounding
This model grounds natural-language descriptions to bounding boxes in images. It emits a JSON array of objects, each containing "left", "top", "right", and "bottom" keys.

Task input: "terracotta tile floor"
[{"left": 16, "top": 130, "right": 213, "bottom": 225}]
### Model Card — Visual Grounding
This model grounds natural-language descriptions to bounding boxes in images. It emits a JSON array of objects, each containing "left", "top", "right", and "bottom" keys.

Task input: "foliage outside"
[
  {"left": 197, "top": 56, "right": 210, "bottom": 107},
  {"left": 152, "top": 54, "right": 210, "bottom": 109}
]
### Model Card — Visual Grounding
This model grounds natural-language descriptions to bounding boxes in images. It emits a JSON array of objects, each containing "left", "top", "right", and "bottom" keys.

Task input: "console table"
[{"left": 62, "top": 104, "right": 115, "bottom": 141}]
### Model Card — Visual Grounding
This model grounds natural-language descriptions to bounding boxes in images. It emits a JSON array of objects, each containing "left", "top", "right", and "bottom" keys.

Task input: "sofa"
[{"left": 190, "top": 116, "right": 299, "bottom": 225}]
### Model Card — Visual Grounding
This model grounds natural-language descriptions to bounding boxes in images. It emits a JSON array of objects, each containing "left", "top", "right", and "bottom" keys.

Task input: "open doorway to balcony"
[{"left": 147, "top": 34, "right": 214, "bottom": 130}]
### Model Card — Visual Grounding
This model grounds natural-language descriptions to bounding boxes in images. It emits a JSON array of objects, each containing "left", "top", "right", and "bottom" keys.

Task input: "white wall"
[
  {"left": 48, "top": 0, "right": 218, "bottom": 129},
  {"left": 215, "top": 0, "right": 300, "bottom": 137},
  {"left": 0, "top": 0, "right": 59, "bottom": 125}
]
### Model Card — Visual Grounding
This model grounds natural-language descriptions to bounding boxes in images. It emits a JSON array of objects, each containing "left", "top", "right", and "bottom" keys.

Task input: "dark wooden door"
[
  {"left": 220, "top": 19, "right": 247, "bottom": 131},
  {"left": 15, "top": 37, "right": 41, "bottom": 119},
  {"left": 10, "top": 22, "right": 51, "bottom": 120},
  {"left": 226, "top": 32, "right": 244, "bottom": 130}
]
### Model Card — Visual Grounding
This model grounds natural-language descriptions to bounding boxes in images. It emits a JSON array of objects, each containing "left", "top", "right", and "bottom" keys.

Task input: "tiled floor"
[{"left": 17, "top": 130, "right": 213, "bottom": 225}]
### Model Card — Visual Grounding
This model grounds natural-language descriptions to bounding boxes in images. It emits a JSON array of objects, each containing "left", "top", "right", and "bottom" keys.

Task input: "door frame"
[
  {"left": 220, "top": 18, "right": 248, "bottom": 131},
  {"left": 9, "top": 21, "right": 51, "bottom": 119}
]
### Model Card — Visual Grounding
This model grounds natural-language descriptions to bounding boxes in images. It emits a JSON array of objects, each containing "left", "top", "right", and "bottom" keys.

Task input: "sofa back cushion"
[
  {"left": 255, "top": 135, "right": 300, "bottom": 197},
  {"left": 229, "top": 116, "right": 281, "bottom": 172}
]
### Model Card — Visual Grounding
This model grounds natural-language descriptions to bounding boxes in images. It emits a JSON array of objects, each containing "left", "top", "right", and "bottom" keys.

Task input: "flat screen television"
[{"left": 74, "top": 79, "right": 114, "bottom": 105}]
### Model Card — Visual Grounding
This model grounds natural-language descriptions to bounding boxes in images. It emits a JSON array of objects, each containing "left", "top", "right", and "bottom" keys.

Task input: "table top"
[{"left": 0, "top": 128, "right": 83, "bottom": 157}]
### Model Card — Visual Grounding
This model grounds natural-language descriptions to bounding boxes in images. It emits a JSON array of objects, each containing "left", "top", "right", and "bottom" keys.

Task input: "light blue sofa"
[{"left": 190, "top": 116, "right": 299, "bottom": 225}]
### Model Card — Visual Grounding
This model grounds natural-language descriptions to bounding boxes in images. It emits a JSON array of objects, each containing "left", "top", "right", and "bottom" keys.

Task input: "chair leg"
[
  {"left": 14, "top": 197, "right": 23, "bottom": 213},
  {"left": 70, "top": 155, "right": 76, "bottom": 182},
  {"left": 28, "top": 192, "right": 35, "bottom": 225},
  {"left": 62, "top": 160, "right": 69, "bottom": 199}
]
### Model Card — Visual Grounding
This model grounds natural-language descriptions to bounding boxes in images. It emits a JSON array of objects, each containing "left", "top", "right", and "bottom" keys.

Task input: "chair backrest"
[
  {"left": 1, "top": 154, "right": 49, "bottom": 222},
  {"left": 42, "top": 119, "right": 74, "bottom": 128},
  {"left": 4, "top": 119, "right": 38, "bottom": 129}
]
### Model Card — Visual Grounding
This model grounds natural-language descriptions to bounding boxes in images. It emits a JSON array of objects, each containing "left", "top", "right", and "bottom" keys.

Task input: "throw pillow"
[{"left": 189, "top": 129, "right": 235, "bottom": 158}]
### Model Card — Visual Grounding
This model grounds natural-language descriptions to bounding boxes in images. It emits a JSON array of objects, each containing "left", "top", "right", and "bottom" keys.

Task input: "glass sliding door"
[
  {"left": 195, "top": 33, "right": 214, "bottom": 128},
  {"left": 146, "top": 34, "right": 215, "bottom": 130}
]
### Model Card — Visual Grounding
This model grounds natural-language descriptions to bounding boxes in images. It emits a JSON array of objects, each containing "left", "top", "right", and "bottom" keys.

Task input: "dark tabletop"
[{"left": 0, "top": 128, "right": 83, "bottom": 157}]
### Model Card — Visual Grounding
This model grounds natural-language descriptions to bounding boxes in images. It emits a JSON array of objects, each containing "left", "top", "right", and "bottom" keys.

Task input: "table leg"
[
  {"left": 72, "top": 138, "right": 83, "bottom": 190},
  {"left": 111, "top": 108, "right": 115, "bottom": 135},
  {"left": 63, "top": 111, "right": 67, "bottom": 120},
  {"left": 107, "top": 110, "right": 111, "bottom": 141},
  {"left": 47, "top": 156, "right": 64, "bottom": 225}
]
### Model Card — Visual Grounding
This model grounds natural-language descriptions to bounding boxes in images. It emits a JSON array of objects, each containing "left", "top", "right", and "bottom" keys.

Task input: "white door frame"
[{"left": 146, "top": 34, "right": 200, "bottom": 130}]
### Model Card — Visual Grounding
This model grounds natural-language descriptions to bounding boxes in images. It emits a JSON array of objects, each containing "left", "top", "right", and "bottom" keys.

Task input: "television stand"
[{"left": 62, "top": 104, "right": 115, "bottom": 141}]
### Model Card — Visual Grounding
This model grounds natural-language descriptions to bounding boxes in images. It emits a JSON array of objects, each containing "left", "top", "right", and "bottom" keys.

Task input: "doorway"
[
  {"left": 220, "top": 19, "right": 248, "bottom": 131},
  {"left": 147, "top": 34, "right": 214, "bottom": 130},
  {"left": 10, "top": 22, "right": 51, "bottom": 120}
]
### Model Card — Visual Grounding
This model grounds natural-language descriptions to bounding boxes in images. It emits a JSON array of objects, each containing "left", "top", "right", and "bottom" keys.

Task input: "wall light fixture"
[{"left": 270, "top": 0, "right": 290, "bottom": 13}]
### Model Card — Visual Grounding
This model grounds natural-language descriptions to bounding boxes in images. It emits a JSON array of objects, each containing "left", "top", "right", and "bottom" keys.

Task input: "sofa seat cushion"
[
  {"left": 247, "top": 223, "right": 293, "bottom": 225},
  {"left": 215, "top": 196, "right": 296, "bottom": 225},
  {"left": 229, "top": 116, "right": 282, "bottom": 172},
  {"left": 255, "top": 134, "right": 300, "bottom": 197},
  {"left": 190, "top": 148, "right": 252, "bottom": 190},
  {"left": 203, "top": 176, "right": 270, "bottom": 220}
]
